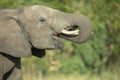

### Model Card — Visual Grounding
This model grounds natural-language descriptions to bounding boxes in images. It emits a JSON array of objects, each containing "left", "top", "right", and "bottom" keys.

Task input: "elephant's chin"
[{"left": 52, "top": 35, "right": 64, "bottom": 50}]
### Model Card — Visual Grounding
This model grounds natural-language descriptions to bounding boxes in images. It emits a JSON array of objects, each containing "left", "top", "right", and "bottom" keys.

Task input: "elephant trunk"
[{"left": 60, "top": 14, "right": 92, "bottom": 43}]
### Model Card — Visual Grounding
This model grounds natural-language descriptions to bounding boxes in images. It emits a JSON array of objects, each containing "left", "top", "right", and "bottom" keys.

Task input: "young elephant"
[{"left": 0, "top": 5, "right": 91, "bottom": 80}]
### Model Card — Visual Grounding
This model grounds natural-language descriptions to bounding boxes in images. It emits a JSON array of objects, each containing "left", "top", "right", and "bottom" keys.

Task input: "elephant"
[{"left": 0, "top": 5, "right": 91, "bottom": 80}]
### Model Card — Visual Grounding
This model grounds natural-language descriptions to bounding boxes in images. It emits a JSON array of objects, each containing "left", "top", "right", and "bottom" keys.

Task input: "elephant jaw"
[{"left": 51, "top": 25, "right": 80, "bottom": 49}]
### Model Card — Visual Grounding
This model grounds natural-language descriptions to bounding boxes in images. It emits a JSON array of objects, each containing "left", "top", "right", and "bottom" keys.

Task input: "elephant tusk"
[{"left": 61, "top": 29, "right": 79, "bottom": 36}]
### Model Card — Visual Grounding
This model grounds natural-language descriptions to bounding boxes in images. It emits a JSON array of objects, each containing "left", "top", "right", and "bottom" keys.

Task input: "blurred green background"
[{"left": 0, "top": 0, "right": 120, "bottom": 80}]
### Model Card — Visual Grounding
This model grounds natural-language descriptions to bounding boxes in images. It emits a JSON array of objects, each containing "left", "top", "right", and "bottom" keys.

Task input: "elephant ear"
[{"left": 0, "top": 16, "right": 32, "bottom": 58}]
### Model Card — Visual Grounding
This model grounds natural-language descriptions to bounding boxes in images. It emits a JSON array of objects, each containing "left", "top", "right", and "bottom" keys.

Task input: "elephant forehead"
[
  {"left": 31, "top": 5, "right": 40, "bottom": 10},
  {"left": 23, "top": 5, "right": 59, "bottom": 21},
  {"left": 30, "top": 5, "right": 58, "bottom": 16},
  {"left": 31, "top": 5, "right": 56, "bottom": 11}
]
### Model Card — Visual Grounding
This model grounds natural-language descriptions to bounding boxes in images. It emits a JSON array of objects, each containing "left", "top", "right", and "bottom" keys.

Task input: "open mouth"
[
  {"left": 61, "top": 25, "right": 79, "bottom": 36},
  {"left": 52, "top": 25, "right": 80, "bottom": 40},
  {"left": 51, "top": 25, "right": 80, "bottom": 49}
]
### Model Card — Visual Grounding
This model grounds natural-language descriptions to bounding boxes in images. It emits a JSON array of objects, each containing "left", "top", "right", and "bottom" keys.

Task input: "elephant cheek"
[{"left": 30, "top": 35, "right": 63, "bottom": 50}]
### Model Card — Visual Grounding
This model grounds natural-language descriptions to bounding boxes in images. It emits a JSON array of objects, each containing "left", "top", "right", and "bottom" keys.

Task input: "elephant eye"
[{"left": 39, "top": 17, "right": 46, "bottom": 22}]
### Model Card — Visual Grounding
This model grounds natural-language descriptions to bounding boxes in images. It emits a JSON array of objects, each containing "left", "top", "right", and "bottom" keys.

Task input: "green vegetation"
[{"left": 0, "top": 0, "right": 120, "bottom": 80}]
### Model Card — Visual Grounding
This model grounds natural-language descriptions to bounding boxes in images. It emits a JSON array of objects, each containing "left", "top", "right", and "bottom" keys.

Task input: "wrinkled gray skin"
[{"left": 0, "top": 5, "right": 91, "bottom": 80}]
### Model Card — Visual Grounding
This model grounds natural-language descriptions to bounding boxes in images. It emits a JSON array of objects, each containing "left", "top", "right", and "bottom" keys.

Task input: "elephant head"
[{"left": 0, "top": 5, "right": 91, "bottom": 58}]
